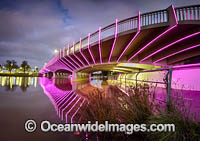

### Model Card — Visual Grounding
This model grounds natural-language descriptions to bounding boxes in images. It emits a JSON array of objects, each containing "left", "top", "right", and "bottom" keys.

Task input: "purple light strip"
[
  {"left": 173, "top": 63, "right": 200, "bottom": 69},
  {"left": 67, "top": 43, "right": 81, "bottom": 68},
  {"left": 88, "top": 33, "right": 96, "bottom": 64},
  {"left": 60, "top": 92, "right": 75, "bottom": 119},
  {"left": 79, "top": 38, "right": 90, "bottom": 65},
  {"left": 109, "top": 19, "right": 118, "bottom": 63},
  {"left": 117, "top": 12, "right": 141, "bottom": 62},
  {"left": 57, "top": 91, "right": 73, "bottom": 115},
  {"left": 154, "top": 44, "right": 200, "bottom": 63},
  {"left": 128, "top": 25, "right": 177, "bottom": 62},
  {"left": 141, "top": 31, "right": 200, "bottom": 62},
  {"left": 61, "top": 94, "right": 78, "bottom": 120},
  {"left": 57, "top": 91, "right": 73, "bottom": 107},
  {"left": 99, "top": 27, "right": 102, "bottom": 63},
  {"left": 58, "top": 59, "right": 73, "bottom": 71},
  {"left": 117, "top": 31, "right": 140, "bottom": 62},
  {"left": 63, "top": 47, "right": 65, "bottom": 57},
  {"left": 67, "top": 44, "right": 70, "bottom": 55},
  {"left": 68, "top": 54, "right": 81, "bottom": 68},
  {"left": 73, "top": 41, "right": 85, "bottom": 66},
  {"left": 65, "top": 97, "right": 81, "bottom": 123},
  {"left": 56, "top": 91, "right": 70, "bottom": 104},
  {"left": 172, "top": 5, "right": 178, "bottom": 24},
  {"left": 59, "top": 58, "right": 74, "bottom": 70},
  {"left": 71, "top": 99, "right": 85, "bottom": 123},
  {"left": 138, "top": 11, "right": 141, "bottom": 31},
  {"left": 62, "top": 57, "right": 77, "bottom": 70}
]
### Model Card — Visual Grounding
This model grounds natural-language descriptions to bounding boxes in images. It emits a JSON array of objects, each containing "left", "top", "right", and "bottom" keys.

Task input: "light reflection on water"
[
  {"left": 1, "top": 76, "right": 199, "bottom": 125},
  {"left": 0, "top": 76, "right": 80, "bottom": 140},
  {"left": 0, "top": 76, "right": 106, "bottom": 124},
  {"left": 0, "top": 76, "right": 38, "bottom": 92}
]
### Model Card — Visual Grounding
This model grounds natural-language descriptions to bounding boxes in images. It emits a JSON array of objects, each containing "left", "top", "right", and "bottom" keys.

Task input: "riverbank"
[{"left": 0, "top": 72, "right": 39, "bottom": 77}]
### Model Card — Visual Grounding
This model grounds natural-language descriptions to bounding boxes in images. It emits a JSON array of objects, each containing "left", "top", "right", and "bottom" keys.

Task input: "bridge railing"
[
  {"left": 141, "top": 9, "right": 168, "bottom": 26},
  {"left": 118, "top": 16, "right": 138, "bottom": 33},
  {"left": 101, "top": 24, "right": 115, "bottom": 39},
  {"left": 175, "top": 5, "right": 200, "bottom": 21},
  {"left": 64, "top": 5, "right": 199, "bottom": 56},
  {"left": 90, "top": 31, "right": 99, "bottom": 45}
]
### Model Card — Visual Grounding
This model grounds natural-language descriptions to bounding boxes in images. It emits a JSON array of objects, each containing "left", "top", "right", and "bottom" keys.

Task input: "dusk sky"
[{"left": 0, "top": 0, "right": 199, "bottom": 69}]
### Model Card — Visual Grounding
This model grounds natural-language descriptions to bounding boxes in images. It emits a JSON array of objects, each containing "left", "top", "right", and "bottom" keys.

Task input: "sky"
[{"left": 0, "top": 0, "right": 199, "bottom": 69}]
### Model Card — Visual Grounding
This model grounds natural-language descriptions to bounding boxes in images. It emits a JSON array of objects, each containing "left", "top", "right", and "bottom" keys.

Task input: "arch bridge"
[{"left": 40, "top": 5, "right": 200, "bottom": 79}]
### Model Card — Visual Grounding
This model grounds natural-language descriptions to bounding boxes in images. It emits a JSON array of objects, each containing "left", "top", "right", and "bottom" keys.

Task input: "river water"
[
  {"left": 0, "top": 76, "right": 199, "bottom": 140},
  {"left": 0, "top": 76, "right": 81, "bottom": 141}
]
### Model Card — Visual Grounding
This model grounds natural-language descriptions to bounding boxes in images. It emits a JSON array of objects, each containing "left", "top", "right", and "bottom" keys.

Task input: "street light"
[{"left": 53, "top": 49, "right": 59, "bottom": 54}]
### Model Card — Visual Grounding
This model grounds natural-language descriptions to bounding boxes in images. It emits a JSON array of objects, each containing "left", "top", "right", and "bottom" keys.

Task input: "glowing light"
[
  {"left": 128, "top": 25, "right": 177, "bottom": 62},
  {"left": 154, "top": 44, "right": 200, "bottom": 63},
  {"left": 54, "top": 49, "right": 59, "bottom": 54},
  {"left": 109, "top": 19, "right": 118, "bottom": 63},
  {"left": 141, "top": 31, "right": 200, "bottom": 62}
]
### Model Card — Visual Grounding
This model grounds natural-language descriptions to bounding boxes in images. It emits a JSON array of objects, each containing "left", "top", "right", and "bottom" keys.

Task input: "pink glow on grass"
[
  {"left": 88, "top": 33, "right": 96, "bottom": 64},
  {"left": 65, "top": 97, "right": 81, "bottom": 123},
  {"left": 154, "top": 44, "right": 200, "bottom": 63},
  {"left": 128, "top": 25, "right": 177, "bottom": 62},
  {"left": 140, "top": 32, "right": 200, "bottom": 62},
  {"left": 79, "top": 38, "right": 90, "bottom": 65},
  {"left": 108, "top": 19, "right": 118, "bottom": 63}
]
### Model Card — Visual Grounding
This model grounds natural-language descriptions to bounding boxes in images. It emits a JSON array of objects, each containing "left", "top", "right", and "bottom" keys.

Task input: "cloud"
[{"left": 0, "top": 0, "right": 199, "bottom": 69}]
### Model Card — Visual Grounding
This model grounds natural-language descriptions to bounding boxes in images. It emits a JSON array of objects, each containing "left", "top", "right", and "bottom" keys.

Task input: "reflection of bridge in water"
[{"left": 39, "top": 77, "right": 89, "bottom": 123}]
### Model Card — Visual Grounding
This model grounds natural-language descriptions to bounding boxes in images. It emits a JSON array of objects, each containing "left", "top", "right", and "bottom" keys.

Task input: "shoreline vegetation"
[
  {"left": 0, "top": 60, "right": 39, "bottom": 77},
  {"left": 0, "top": 72, "right": 40, "bottom": 77},
  {"left": 77, "top": 84, "right": 200, "bottom": 140}
]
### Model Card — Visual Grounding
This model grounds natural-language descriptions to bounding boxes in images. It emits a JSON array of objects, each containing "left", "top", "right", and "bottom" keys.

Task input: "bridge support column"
[
  {"left": 72, "top": 72, "right": 77, "bottom": 81},
  {"left": 52, "top": 72, "right": 56, "bottom": 78}
]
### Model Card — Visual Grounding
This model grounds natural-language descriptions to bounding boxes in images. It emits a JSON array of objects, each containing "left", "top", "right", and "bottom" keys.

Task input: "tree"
[
  {"left": 0, "top": 64, "right": 2, "bottom": 71},
  {"left": 21, "top": 60, "right": 31, "bottom": 73},
  {"left": 4, "top": 60, "right": 19, "bottom": 73},
  {"left": 34, "top": 67, "right": 39, "bottom": 72}
]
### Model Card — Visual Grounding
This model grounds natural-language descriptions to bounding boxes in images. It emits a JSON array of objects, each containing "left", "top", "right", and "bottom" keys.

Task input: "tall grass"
[
  {"left": 78, "top": 83, "right": 200, "bottom": 140},
  {"left": 147, "top": 89, "right": 200, "bottom": 141}
]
